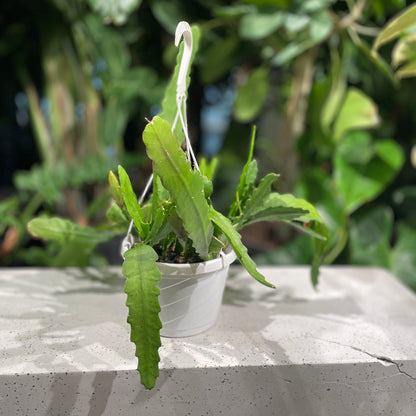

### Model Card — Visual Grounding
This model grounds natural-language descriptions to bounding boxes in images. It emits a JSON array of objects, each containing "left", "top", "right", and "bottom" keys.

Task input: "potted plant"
[{"left": 28, "top": 22, "right": 328, "bottom": 390}]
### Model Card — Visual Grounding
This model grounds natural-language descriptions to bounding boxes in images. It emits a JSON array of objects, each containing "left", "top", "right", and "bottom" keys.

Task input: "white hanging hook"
[{"left": 175, "top": 21, "right": 193, "bottom": 98}]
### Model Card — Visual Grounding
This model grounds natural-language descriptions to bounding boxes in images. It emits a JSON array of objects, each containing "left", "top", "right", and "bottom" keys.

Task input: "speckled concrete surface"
[{"left": 1, "top": 266, "right": 415, "bottom": 415}]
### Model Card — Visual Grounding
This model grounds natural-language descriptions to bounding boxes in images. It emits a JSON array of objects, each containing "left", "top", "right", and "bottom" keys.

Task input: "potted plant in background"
[{"left": 28, "top": 22, "right": 328, "bottom": 389}]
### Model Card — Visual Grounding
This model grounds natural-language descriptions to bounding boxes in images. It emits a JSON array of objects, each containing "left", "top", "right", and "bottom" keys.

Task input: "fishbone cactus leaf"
[
  {"left": 118, "top": 165, "right": 149, "bottom": 240},
  {"left": 122, "top": 243, "right": 162, "bottom": 390},
  {"left": 143, "top": 116, "right": 213, "bottom": 259},
  {"left": 209, "top": 206, "right": 275, "bottom": 288},
  {"left": 229, "top": 127, "right": 258, "bottom": 218}
]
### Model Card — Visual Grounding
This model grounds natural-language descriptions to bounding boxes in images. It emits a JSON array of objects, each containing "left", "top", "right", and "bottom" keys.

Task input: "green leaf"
[
  {"left": 239, "top": 12, "right": 284, "bottom": 40},
  {"left": 334, "top": 136, "right": 404, "bottom": 214},
  {"left": 122, "top": 243, "right": 162, "bottom": 390},
  {"left": 87, "top": 0, "right": 142, "bottom": 25},
  {"left": 296, "top": 168, "right": 348, "bottom": 264},
  {"left": 284, "top": 13, "right": 310, "bottom": 32},
  {"left": 335, "top": 131, "right": 374, "bottom": 165},
  {"left": 238, "top": 173, "right": 280, "bottom": 226},
  {"left": 27, "top": 217, "right": 112, "bottom": 246},
  {"left": 106, "top": 202, "right": 130, "bottom": 228},
  {"left": 147, "top": 199, "right": 172, "bottom": 246},
  {"left": 84, "top": 14, "right": 130, "bottom": 76},
  {"left": 272, "top": 38, "right": 317, "bottom": 66},
  {"left": 310, "top": 221, "right": 328, "bottom": 286},
  {"left": 309, "top": 10, "right": 333, "bottom": 41},
  {"left": 355, "top": 38, "right": 397, "bottom": 86},
  {"left": 392, "top": 32, "right": 416, "bottom": 69},
  {"left": 373, "top": 4, "right": 416, "bottom": 52},
  {"left": 320, "top": 55, "right": 346, "bottom": 134},
  {"left": 149, "top": 0, "right": 189, "bottom": 33},
  {"left": 239, "top": 183, "right": 328, "bottom": 286},
  {"left": 199, "top": 34, "right": 240, "bottom": 84},
  {"left": 396, "top": 61, "right": 416, "bottom": 79},
  {"left": 349, "top": 205, "right": 393, "bottom": 268},
  {"left": 234, "top": 67, "right": 270, "bottom": 123},
  {"left": 199, "top": 157, "right": 218, "bottom": 181},
  {"left": 333, "top": 88, "right": 380, "bottom": 142},
  {"left": 108, "top": 67, "right": 159, "bottom": 101},
  {"left": 229, "top": 128, "right": 258, "bottom": 218},
  {"left": 300, "top": 0, "right": 334, "bottom": 13},
  {"left": 99, "top": 98, "right": 129, "bottom": 147},
  {"left": 108, "top": 170, "right": 123, "bottom": 205},
  {"left": 213, "top": 4, "right": 256, "bottom": 18},
  {"left": 118, "top": 165, "right": 149, "bottom": 239},
  {"left": 209, "top": 207, "right": 275, "bottom": 288},
  {"left": 243, "top": 192, "right": 324, "bottom": 228},
  {"left": 153, "top": 174, "right": 170, "bottom": 202},
  {"left": 392, "top": 222, "right": 416, "bottom": 291},
  {"left": 159, "top": 25, "right": 200, "bottom": 142},
  {"left": 143, "top": 117, "right": 214, "bottom": 259}
]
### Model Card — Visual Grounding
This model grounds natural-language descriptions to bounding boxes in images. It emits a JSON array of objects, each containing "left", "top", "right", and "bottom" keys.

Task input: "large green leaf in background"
[
  {"left": 373, "top": 3, "right": 416, "bottom": 52},
  {"left": 320, "top": 57, "right": 346, "bottom": 135},
  {"left": 371, "top": 4, "right": 416, "bottom": 80},
  {"left": 149, "top": 0, "right": 190, "bottom": 34},
  {"left": 234, "top": 67, "right": 270, "bottom": 123},
  {"left": 272, "top": 9, "right": 333, "bottom": 66},
  {"left": 349, "top": 205, "right": 394, "bottom": 268},
  {"left": 392, "top": 223, "right": 416, "bottom": 291},
  {"left": 296, "top": 166, "right": 346, "bottom": 267},
  {"left": 239, "top": 11, "right": 284, "bottom": 40},
  {"left": 333, "top": 88, "right": 380, "bottom": 142},
  {"left": 87, "top": 0, "right": 142, "bottom": 25},
  {"left": 199, "top": 34, "right": 240, "bottom": 84},
  {"left": 392, "top": 32, "right": 416, "bottom": 69},
  {"left": 143, "top": 117, "right": 214, "bottom": 259},
  {"left": 122, "top": 243, "right": 162, "bottom": 390},
  {"left": 334, "top": 132, "right": 404, "bottom": 214},
  {"left": 348, "top": 206, "right": 416, "bottom": 291}
]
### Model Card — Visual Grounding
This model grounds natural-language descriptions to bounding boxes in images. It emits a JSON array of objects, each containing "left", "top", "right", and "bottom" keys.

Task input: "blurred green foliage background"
[{"left": 0, "top": 0, "right": 415, "bottom": 290}]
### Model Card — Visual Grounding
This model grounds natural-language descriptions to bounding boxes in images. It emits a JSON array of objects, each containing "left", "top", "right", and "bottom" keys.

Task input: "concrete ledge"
[{"left": 1, "top": 266, "right": 416, "bottom": 415}]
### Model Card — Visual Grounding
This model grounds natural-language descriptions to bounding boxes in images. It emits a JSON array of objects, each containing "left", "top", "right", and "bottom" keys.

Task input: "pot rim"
[{"left": 157, "top": 248, "right": 237, "bottom": 276}]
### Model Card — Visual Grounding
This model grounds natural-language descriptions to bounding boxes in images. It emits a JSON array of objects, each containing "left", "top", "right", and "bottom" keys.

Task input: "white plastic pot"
[{"left": 157, "top": 250, "right": 237, "bottom": 338}]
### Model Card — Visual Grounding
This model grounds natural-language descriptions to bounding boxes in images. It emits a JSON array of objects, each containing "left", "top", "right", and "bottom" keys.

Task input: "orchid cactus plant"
[{"left": 28, "top": 22, "right": 328, "bottom": 389}]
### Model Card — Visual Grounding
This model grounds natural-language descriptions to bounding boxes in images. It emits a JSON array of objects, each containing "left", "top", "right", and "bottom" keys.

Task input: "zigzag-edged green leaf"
[
  {"left": 146, "top": 201, "right": 172, "bottom": 246},
  {"left": 209, "top": 206, "right": 275, "bottom": 288},
  {"left": 229, "top": 127, "right": 258, "bottom": 218},
  {"left": 122, "top": 243, "right": 162, "bottom": 390},
  {"left": 118, "top": 165, "right": 149, "bottom": 240},
  {"left": 240, "top": 173, "right": 279, "bottom": 221},
  {"left": 143, "top": 116, "right": 213, "bottom": 259},
  {"left": 240, "top": 193, "right": 325, "bottom": 229},
  {"left": 247, "top": 192, "right": 328, "bottom": 286}
]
